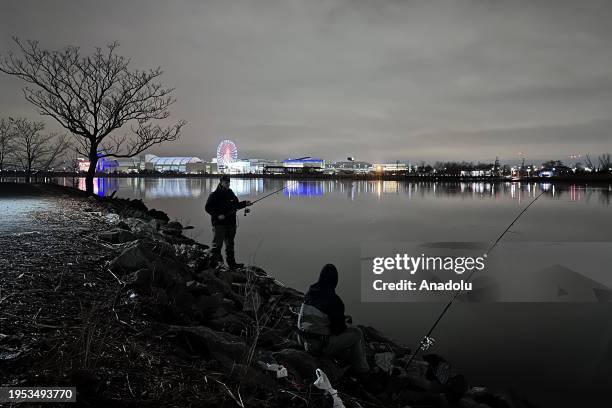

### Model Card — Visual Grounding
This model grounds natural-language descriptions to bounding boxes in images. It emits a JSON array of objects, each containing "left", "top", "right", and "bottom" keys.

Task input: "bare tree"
[
  {"left": 598, "top": 153, "right": 611, "bottom": 172},
  {"left": 11, "top": 118, "right": 69, "bottom": 182},
  {"left": 0, "top": 38, "right": 186, "bottom": 193},
  {"left": 0, "top": 117, "right": 16, "bottom": 172}
]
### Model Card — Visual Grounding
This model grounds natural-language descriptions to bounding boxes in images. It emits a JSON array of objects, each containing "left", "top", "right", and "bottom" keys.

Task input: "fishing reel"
[
  {"left": 419, "top": 336, "right": 436, "bottom": 351},
  {"left": 244, "top": 208, "right": 251, "bottom": 216}
]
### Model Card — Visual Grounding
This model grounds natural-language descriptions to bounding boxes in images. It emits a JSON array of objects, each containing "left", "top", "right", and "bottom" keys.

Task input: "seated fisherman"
[{"left": 296, "top": 264, "right": 369, "bottom": 374}]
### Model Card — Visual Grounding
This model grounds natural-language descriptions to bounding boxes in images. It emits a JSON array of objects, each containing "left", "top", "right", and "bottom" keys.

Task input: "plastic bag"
[{"left": 313, "top": 368, "right": 345, "bottom": 408}]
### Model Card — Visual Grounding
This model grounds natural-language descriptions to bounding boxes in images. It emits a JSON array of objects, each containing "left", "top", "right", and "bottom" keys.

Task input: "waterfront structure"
[
  {"left": 144, "top": 155, "right": 205, "bottom": 173},
  {"left": 460, "top": 170, "right": 493, "bottom": 177},
  {"left": 262, "top": 157, "right": 324, "bottom": 174},
  {"left": 225, "top": 160, "right": 251, "bottom": 174},
  {"left": 538, "top": 165, "right": 572, "bottom": 177},
  {"left": 282, "top": 157, "right": 325, "bottom": 169},
  {"left": 372, "top": 162, "right": 408, "bottom": 173},
  {"left": 330, "top": 160, "right": 372, "bottom": 174},
  {"left": 80, "top": 156, "right": 142, "bottom": 173}
]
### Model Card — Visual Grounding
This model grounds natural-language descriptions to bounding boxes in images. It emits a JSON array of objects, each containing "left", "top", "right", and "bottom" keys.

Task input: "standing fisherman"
[{"left": 205, "top": 175, "right": 252, "bottom": 269}]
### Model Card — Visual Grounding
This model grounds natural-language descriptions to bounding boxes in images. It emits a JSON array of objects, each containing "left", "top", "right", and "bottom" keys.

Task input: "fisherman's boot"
[{"left": 210, "top": 254, "right": 223, "bottom": 268}]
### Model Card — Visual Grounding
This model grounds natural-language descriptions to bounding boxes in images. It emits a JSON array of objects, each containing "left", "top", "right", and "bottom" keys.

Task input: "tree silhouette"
[
  {"left": 10, "top": 117, "right": 69, "bottom": 182},
  {"left": 0, "top": 38, "right": 186, "bottom": 193}
]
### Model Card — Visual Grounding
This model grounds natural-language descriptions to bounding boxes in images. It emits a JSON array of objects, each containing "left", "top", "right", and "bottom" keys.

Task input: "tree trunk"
[
  {"left": 86, "top": 150, "right": 98, "bottom": 194},
  {"left": 25, "top": 160, "right": 32, "bottom": 183}
]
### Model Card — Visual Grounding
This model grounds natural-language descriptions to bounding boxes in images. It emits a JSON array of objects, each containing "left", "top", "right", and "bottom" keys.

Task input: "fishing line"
[
  {"left": 402, "top": 189, "right": 547, "bottom": 369},
  {"left": 244, "top": 180, "right": 301, "bottom": 215},
  {"left": 250, "top": 180, "right": 301, "bottom": 205}
]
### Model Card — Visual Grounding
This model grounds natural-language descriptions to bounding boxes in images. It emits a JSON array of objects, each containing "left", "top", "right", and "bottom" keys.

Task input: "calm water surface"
[{"left": 63, "top": 177, "right": 612, "bottom": 407}]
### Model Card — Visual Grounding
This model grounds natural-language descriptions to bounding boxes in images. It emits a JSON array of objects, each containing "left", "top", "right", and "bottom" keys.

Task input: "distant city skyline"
[{"left": 1, "top": 0, "right": 611, "bottom": 164}]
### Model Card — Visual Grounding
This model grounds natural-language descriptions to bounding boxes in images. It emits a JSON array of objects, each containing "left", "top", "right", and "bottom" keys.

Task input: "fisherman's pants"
[
  {"left": 299, "top": 327, "right": 370, "bottom": 374},
  {"left": 211, "top": 224, "right": 237, "bottom": 264}
]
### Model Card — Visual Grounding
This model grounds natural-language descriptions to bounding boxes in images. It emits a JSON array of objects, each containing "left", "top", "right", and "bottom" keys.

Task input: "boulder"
[
  {"left": 374, "top": 351, "right": 395, "bottom": 373},
  {"left": 147, "top": 208, "right": 169, "bottom": 222},
  {"left": 116, "top": 221, "right": 131, "bottom": 231},
  {"left": 273, "top": 349, "right": 344, "bottom": 385},
  {"left": 125, "top": 218, "right": 158, "bottom": 237},
  {"left": 109, "top": 239, "right": 180, "bottom": 274},
  {"left": 193, "top": 294, "right": 222, "bottom": 320},
  {"left": 99, "top": 228, "right": 137, "bottom": 244},
  {"left": 208, "top": 312, "right": 252, "bottom": 335},
  {"left": 185, "top": 280, "right": 209, "bottom": 296},
  {"left": 161, "top": 221, "right": 183, "bottom": 236},
  {"left": 124, "top": 268, "right": 153, "bottom": 291},
  {"left": 104, "top": 213, "right": 120, "bottom": 224},
  {"left": 167, "top": 325, "right": 247, "bottom": 360}
]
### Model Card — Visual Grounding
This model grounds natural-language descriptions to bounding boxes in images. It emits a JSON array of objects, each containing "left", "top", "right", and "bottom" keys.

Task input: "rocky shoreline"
[{"left": 0, "top": 183, "right": 534, "bottom": 408}]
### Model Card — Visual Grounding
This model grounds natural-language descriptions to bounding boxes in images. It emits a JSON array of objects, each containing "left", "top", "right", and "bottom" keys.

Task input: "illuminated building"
[
  {"left": 282, "top": 157, "right": 324, "bottom": 169},
  {"left": 144, "top": 154, "right": 205, "bottom": 173},
  {"left": 372, "top": 163, "right": 408, "bottom": 173},
  {"left": 330, "top": 161, "right": 372, "bottom": 174}
]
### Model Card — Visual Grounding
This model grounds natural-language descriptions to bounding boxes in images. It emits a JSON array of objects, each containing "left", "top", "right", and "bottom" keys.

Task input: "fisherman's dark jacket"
[
  {"left": 205, "top": 185, "right": 247, "bottom": 226},
  {"left": 300, "top": 284, "right": 347, "bottom": 336}
]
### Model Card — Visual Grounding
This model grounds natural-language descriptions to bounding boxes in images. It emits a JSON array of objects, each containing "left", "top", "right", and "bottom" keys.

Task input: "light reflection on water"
[{"left": 60, "top": 176, "right": 612, "bottom": 205}]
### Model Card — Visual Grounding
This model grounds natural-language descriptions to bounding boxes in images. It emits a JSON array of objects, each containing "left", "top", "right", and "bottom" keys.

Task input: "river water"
[{"left": 62, "top": 177, "right": 612, "bottom": 407}]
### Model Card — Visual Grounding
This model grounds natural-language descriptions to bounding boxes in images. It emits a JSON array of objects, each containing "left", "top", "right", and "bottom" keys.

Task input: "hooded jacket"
[
  {"left": 298, "top": 264, "right": 347, "bottom": 336},
  {"left": 205, "top": 184, "right": 248, "bottom": 226}
]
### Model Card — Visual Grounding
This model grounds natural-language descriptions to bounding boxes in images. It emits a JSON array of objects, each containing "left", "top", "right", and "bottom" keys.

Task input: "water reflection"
[
  {"left": 285, "top": 181, "right": 325, "bottom": 197},
  {"left": 54, "top": 177, "right": 612, "bottom": 205}
]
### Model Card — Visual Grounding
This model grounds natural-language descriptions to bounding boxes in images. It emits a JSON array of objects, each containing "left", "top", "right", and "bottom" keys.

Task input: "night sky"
[{"left": 1, "top": 0, "right": 611, "bottom": 163}]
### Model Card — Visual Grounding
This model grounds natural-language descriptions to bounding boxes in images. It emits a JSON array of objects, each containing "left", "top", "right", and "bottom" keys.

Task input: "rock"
[
  {"left": 116, "top": 221, "right": 131, "bottom": 231},
  {"left": 125, "top": 218, "right": 158, "bottom": 236},
  {"left": 423, "top": 354, "right": 452, "bottom": 385},
  {"left": 147, "top": 208, "right": 169, "bottom": 222},
  {"left": 161, "top": 221, "right": 183, "bottom": 236},
  {"left": 273, "top": 349, "right": 344, "bottom": 385},
  {"left": 193, "top": 256, "right": 211, "bottom": 271},
  {"left": 466, "top": 387, "right": 530, "bottom": 408},
  {"left": 197, "top": 269, "right": 217, "bottom": 283},
  {"left": 185, "top": 280, "right": 209, "bottom": 296},
  {"left": 242, "top": 288, "right": 262, "bottom": 313},
  {"left": 109, "top": 238, "right": 180, "bottom": 274},
  {"left": 208, "top": 312, "right": 252, "bottom": 335},
  {"left": 149, "top": 287, "right": 169, "bottom": 306},
  {"left": 168, "top": 285, "right": 196, "bottom": 311},
  {"left": 374, "top": 351, "right": 395, "bottom": 373},
  {"left": 105, "top": 213, "right": 120, "bottom": 224},
  {"left": 195, "top": 294, "right": 222, "bottom": 313},
  {"left": 99, "top": 228, "right": 137, "bottom": 244},
  {"left": 362, "top": 325, "right": 411, "bottom": 357},
  {"left": 154, "top": 265, "right": 187, "bottom": 289},
  {"left": 125, "top": 268, "right": 153, "bottom": 290},
  {"left": 207, "top": 277, "right": 235, "bottom": 297},
  {"left": 216, "top": 268, "right": 234, "bottom": 285},
  {"left": 167, "top": 325, "right": 247, "bottom": 360},
  {"left": 148, "top": 218, "right": 164, "bottom": 231},
  {"left": 128, "top": 198, "right": 148, "bottom": 212}
]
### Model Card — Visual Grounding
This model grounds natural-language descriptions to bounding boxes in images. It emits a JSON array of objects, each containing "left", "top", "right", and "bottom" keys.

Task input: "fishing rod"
[
  {"left": 402, "top": 189, "right": 547, "bottom": 370},
  {"left": 243, "top": 180, "right": 301, "bottom": 216}
]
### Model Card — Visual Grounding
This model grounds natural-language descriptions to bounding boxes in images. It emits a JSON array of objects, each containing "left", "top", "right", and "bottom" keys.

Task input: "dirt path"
[{"left": 0, "top": 185, "right": 121, "bottom": 395}]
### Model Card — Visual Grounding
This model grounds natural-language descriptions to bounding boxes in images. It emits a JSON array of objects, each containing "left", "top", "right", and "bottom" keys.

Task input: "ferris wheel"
[{"left": 216, "top": 139, "right": 238, "bottom": 169}]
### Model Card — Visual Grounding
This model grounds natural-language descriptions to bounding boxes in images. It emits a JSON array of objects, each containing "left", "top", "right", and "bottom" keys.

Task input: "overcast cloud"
[{"left": 1, "top": 0, "right": 611, "bottom": 163}]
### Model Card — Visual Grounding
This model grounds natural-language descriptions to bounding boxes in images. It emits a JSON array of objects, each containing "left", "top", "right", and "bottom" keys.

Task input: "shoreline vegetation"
[
  {"left": 1, "top": 182, "right": 534, "bottom": 407},
  {"left": 2, "top": 170, "right": 612, "bottom": 184}
]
